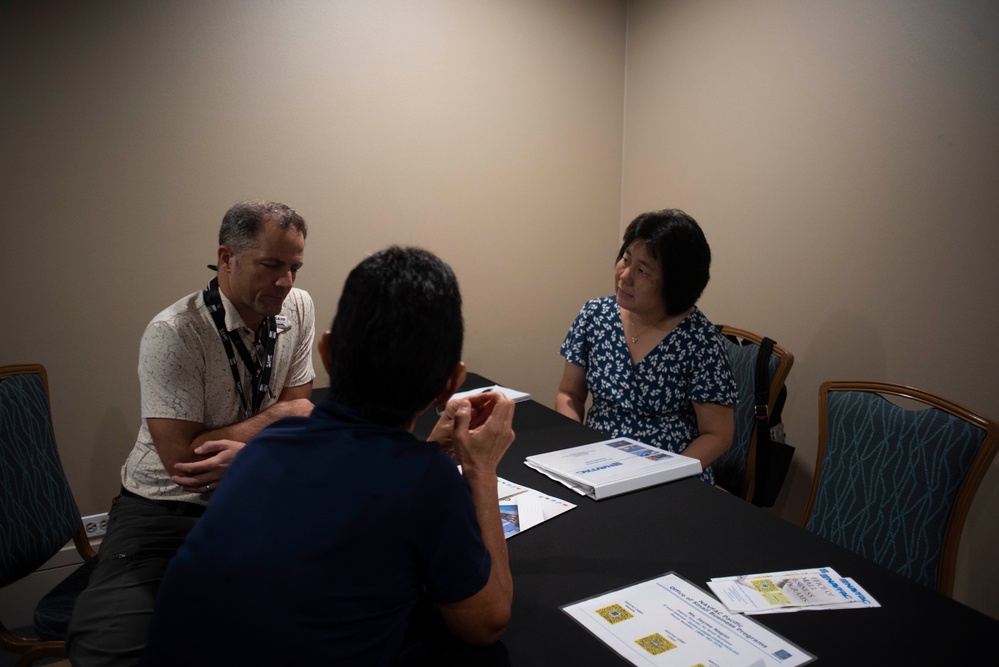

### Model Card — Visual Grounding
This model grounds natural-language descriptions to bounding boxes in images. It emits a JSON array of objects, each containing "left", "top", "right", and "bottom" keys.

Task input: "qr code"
[
  {"left": 751, "top": 579, "right": 792, "bottom": 606},
  {"left": 773, "top": 649, "right": 793, "bottom": 660},
  {"left": 634, "top": 633, "right": 677, "bottom": 655},
  {"left": 595, "top": 604, "right": 633, "bottom": 624},
  {"left": 751, "top": 578, "right": 779, "bottom": 593}
]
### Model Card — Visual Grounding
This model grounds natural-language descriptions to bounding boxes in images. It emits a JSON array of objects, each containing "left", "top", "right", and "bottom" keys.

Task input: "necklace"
[{"left": 625, "top": 311, "right": 668, "bottom": 343}]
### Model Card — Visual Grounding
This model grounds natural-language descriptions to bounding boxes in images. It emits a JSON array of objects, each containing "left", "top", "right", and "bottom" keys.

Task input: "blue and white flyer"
[
  {"left": 496, "top": 476, "right": 575, "bottom": 539},
  {"left": 707, "top": 567, "right": 880, "bottom": 614}
]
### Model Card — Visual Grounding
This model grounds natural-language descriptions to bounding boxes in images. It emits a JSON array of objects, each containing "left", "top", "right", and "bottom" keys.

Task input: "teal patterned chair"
[
  {"left": 713, "top": 326, "right": 794, "bottom": 502},
  {"left": 1, "top": 364, "right": 97, "bottom": 666},
  {"left": 801, "top": 381, "right": 999, "bottom": 597}
]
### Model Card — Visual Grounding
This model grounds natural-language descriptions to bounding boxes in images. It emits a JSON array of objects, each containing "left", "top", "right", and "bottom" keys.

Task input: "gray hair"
[{"left": 218, "top": 200, "right": 307, "bottom": 253}]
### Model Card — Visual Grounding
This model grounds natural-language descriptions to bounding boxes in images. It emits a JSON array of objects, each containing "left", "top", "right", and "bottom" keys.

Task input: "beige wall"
[
  {"left": 623, "top": 0, "right": 999, "bottom": 618},
  {"left": 2, "top": 0, "right": 997, "bottom": 621},
  {"left": 0, "top": 1, "right": 623, "bottom": 515}
]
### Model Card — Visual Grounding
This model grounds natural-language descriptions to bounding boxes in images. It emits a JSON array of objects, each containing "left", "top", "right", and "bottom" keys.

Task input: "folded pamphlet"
[
  {"left": 495, "top": 477, "right": 575, "bottom": 539},
  {"left": 707, "top": 567, "right": 880, "bottom": 614}
]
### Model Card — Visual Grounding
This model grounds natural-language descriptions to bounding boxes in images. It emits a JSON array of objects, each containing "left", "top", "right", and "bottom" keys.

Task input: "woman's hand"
[
  {"left": 682, "top": 401, "right": 735, "bottom": 468},
  {"left": 555, "top": 361, "right": 588, "bottom": 422}
]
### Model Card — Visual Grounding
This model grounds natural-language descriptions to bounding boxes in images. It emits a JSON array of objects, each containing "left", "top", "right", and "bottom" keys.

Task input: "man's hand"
[
  {"left": 152, "top": 390, "right": 314, "bottom": 493},
  {"left": 437, "top": 392, "right": 515, "bottom": 645},
  {"left": 428, "top": 392, "right": 504, "bottom": 456},
  {"left": 170, "top": 439, "right": 244, "bottom": 493},
  {"left": 450, "top": 392, "right": 515, "bottom": 476}
]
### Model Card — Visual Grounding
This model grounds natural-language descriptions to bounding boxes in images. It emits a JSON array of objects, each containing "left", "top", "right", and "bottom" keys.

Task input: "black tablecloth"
[{"left": 316, "top": 375, "right": 998, "bottom": 665}]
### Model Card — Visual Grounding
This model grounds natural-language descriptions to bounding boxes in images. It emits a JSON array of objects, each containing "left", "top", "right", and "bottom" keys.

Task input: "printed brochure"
[
  {"left": 495, "top": 476, "right": 575, "bottom": 538},
  {"left": 707, "top": 567, "right": 880, "bottom": 615}
]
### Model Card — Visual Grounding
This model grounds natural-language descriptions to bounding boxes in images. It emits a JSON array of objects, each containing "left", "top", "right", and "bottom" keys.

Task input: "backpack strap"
[
  {"left": 754, "top": 337, "right": 776, "bottom": 456},
  {"left": 715, "top": 327, "right": 791, "bottom": 506},
  {"left": 755, "top": 338, "right": 775, "bottom": 424},
  {"left": 752, "top": 337, "right": 795, "bottom": 507}
]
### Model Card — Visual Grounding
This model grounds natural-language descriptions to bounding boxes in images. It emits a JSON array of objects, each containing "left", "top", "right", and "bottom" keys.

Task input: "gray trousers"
[{"left": 66, "top": 490, "right": 205, "bottom": 667}]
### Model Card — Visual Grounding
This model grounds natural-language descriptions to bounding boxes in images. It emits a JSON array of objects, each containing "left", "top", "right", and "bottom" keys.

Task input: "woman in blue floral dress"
[{"left": 556, "top": 209, "right": 737, "bottom": 484}]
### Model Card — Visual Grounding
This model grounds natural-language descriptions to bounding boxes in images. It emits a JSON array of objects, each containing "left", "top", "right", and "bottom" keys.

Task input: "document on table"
[
  {"left": 707, "top": 567, "right": 880, "bottom": 615},
  {"left": 525, "top": 437, "right": 701, "bottom": 500},
  {"left": 495, "top": 476, "right": 575, "bottom": 539},
  {"left": 451, "top": 384, "right": 531, "bottom": 402},
  {"left": 562, "top": 572, "right": 815, "bottom": 667}
]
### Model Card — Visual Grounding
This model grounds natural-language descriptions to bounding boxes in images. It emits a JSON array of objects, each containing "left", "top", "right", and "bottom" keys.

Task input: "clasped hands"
[
  {"left": 429, "top": 391, "right": 516, "bottom": 475},
  {"left": 171, "top": 439, "right": 243, "bottom": 494},
  {"left": 170, "top": 397, "right": 314, "bottom": 494}
]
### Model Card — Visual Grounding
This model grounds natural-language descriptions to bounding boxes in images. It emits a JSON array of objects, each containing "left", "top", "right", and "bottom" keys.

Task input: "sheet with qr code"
[
  {"left": 706, "top": 567, "right": 880, "bottom": 614},
  {"left": 562, "top": 572, "right": 815, "bottom": 667}
]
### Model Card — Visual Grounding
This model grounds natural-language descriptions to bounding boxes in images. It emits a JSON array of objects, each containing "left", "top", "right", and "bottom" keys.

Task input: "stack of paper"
[
  {"left": 706, "top": 567, "right": 880, "bottom": 615},
  {"left": 525, "top": 437, "right": 701, "bottom": 500},
  {"left": 495, "top": 477, "right": 575, "bottom": 539}
]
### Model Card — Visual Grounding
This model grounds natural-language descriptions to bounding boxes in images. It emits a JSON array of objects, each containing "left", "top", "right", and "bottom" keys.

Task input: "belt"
[{"left": 119, "top": 486, "right": 207, "bottom": 518}]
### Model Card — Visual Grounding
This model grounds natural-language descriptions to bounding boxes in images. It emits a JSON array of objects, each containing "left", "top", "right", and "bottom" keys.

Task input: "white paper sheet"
[{"left": 563, "top": 572, "right": 815, "bottom": 667}]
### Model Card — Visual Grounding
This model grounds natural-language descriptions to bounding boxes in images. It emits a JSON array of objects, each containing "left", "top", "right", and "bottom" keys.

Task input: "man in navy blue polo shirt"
[{"left": 141, "top": 246, "right": 515, "bottom": 666}]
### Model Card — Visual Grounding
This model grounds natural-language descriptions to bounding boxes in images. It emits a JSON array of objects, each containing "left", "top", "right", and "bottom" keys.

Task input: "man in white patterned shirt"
[{"left": 68, "top": 200, "right": 317, "bottom": 666}]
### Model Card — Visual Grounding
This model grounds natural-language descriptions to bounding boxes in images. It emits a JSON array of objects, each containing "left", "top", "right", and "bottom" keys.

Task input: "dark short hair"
[
  {"left": 326, "top": 246, "right": 464, "bottom": 427},
  {"left": 617, "top": 209, "right": 711, "bottom": 315},
  {"left": 218, "top": 200, "right": 307, "bottom": 253}
]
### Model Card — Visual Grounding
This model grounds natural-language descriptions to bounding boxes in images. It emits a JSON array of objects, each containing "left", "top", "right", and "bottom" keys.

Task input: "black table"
[{"left": 407, "top": 374, "right": 998, "bottom": 665}]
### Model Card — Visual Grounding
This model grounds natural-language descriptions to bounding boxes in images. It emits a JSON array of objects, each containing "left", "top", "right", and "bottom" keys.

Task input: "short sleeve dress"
[{"left": 560, "top": 296, "right": 737, "bottom": 484}]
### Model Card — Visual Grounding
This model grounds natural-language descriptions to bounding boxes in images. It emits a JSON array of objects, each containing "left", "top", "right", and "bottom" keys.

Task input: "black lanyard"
[{"left": 203, "top": 277, "right": 277, "bottom": 419}]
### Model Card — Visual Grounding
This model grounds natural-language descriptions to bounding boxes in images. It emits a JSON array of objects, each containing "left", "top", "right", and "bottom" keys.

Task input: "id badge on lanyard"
[{"left": 203, "top": 277, "right": 277, "bottom": 419}]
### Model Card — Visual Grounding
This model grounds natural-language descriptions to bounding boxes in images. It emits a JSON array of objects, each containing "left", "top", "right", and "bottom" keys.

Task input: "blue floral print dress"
[{"left": 560, "top": 296, "right": 737, "bottom": 484}]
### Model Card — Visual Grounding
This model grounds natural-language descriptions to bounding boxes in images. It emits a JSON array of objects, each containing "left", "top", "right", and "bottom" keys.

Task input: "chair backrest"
[
  {"left": 0, "top": 364, "right": 82, "bottom": 588},
  {"left": 713, "top": 326, "right": 794, "bottom": 501},
  {"left": 801, "top": 381, "right": 999, "bottom": 596}
]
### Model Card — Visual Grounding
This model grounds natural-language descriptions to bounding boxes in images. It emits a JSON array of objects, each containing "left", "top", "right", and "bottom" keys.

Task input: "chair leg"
[{"left": 1, "top": 622, "right": 67, "bottom": 667}]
